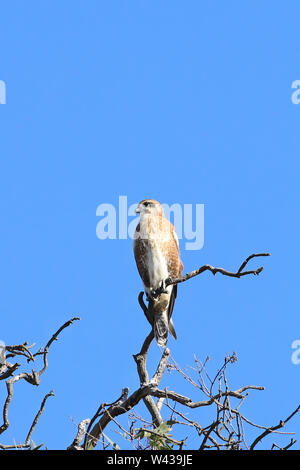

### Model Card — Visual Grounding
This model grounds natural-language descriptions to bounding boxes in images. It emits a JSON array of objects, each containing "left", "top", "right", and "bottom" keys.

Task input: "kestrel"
[{"left": 133, "top": 199, "right": 183, "bottom": 347}]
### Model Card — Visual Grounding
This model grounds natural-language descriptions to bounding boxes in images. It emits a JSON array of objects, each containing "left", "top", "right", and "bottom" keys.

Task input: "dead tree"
[
  {"left": 1, "top": 253, "right": 299, "bottom": 450},
  {"left": 71, "top": 253, "right": 298, "bottom": 451}
]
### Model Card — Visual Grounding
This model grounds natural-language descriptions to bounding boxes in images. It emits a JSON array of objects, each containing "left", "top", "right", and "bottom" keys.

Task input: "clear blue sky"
[{"left": 1, "top": 1, "right": 299, "bottom": 450}]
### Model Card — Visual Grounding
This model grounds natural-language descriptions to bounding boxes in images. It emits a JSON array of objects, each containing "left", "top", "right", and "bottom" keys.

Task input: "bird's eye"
[{"left": 143, "top": 201, "right": 149, "bottom": 207}]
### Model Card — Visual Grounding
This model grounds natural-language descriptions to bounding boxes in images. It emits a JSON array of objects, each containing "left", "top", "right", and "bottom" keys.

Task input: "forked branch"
[
  {"left": 153, "top": 253, "right": 270, "bottom": 297},
  {"left": 0, "top": 317, "right": 80, "bottom": 448}
]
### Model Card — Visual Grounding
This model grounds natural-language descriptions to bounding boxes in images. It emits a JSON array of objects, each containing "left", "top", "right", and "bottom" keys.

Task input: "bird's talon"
[
  {"left": 148, "top": 289, "right": 157, "bottom": 301},
  {"left": 159, "top": 279, "right": 169, "bottom": 294}
]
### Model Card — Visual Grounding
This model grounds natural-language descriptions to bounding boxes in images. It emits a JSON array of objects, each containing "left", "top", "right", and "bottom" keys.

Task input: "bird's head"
[{"left": 135, "top": 199, "right": 163, "bottom": 216}]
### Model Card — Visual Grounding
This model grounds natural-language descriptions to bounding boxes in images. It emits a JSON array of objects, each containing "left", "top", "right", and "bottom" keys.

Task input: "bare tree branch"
[
  {"left": 0, "top": 317, "right": 80, "bottom": 447},
  {"left": 153, "top": 253, "right": 270, "bottom": 297},
  {"left": 250, "top": 406, "right": 300, "bottom": 450},
  {"left": 25, "top": 390, "right": 54, "bottom": 446},
  {"left": 37, "top": 316, "right": 80, "bottom": 377},
  {"left": 68, "top": 418, "right": 91, "bottom": 450}
]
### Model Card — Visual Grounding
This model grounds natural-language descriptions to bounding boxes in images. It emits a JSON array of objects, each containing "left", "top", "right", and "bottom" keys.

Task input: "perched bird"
[{"left": 133, "top": 199, "right": 183, "bottom": 347}]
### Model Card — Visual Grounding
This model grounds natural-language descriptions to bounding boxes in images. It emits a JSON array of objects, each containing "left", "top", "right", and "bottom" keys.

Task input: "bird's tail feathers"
[
  {"left": 150, "top": 286, "right": 178, "bottom": 347},
  {"left": 153, "top": 311, "right": 169, "bottom": 347}
]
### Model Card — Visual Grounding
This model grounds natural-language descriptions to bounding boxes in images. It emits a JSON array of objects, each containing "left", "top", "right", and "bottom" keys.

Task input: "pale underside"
[{"left": 133, "top": 214, "right": 183, "bottom": 294}]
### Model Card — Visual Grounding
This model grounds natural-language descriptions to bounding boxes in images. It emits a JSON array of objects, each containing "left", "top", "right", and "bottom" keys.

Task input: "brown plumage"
[{"left": 133, "top": 199, "right": 183, "bottom": 347}]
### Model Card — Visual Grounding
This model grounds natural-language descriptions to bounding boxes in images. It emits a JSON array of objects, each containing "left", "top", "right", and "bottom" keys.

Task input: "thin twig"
[
  {"left": 250, "top": 406, "right": 300, "bottom": 450},
  {"left": 25, "top": 390, "right": 54, "bottom": 446}
]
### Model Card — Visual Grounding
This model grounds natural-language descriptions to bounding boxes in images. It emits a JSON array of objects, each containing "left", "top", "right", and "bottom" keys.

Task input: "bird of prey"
[{"left": 133, "top": 199, "right": 183, "bottom": 347}]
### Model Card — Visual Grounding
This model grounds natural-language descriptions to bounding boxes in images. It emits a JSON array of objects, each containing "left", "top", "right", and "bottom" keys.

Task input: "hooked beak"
[{"left": 135, "top": 205, "right": 140, "bottom": 214}]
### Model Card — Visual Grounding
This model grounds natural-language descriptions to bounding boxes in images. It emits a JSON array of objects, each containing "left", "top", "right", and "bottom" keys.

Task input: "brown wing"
[
  {"left": 161, "top": 219, "right": 183, "bottom": 279},
  {"left": 160, "top": 219, "right": 183, "bottom": 339},
  {"left": 134, "top": 218, "right": 183, "bottom": 287},
  {"left": 167, "top": 284, "right": 178, "bottom": 340},
  {"left": 133, "top": 222, "right": 150, "bottom": 288}
]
